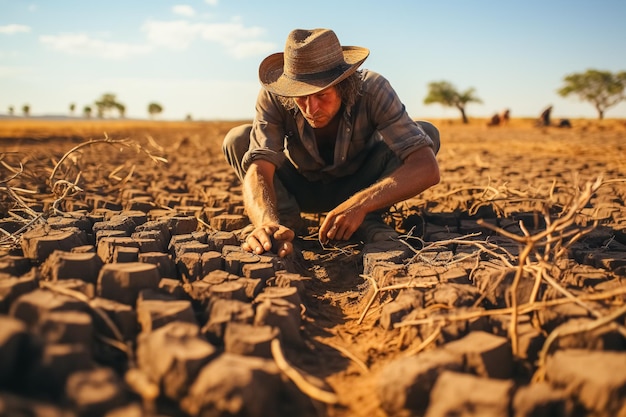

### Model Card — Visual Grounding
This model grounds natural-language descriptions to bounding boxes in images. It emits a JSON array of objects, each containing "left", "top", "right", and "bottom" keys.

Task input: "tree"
[
  {"left": 22, "top": 104, "right": 30, "bottom": 117},
  {"left": 8, "top": 106, "right": 14, "bottom": 116},
  {"left": 557, "top": 69, "right": 626, "bottom": 120},
  {"left": 115, "top": 103, "right": 126, "bottom": 118},
  {"left": 69, "top": 103, "right": 76, "bottom": 116},
  {"left": 424, "top": 81, "right": 482, "bottom": 124},
  {"left": 148, "top": 102, "right": 163, "bottom": 119},
  {"left": 95, "top": 93, "right": 125, "bottom": 119},
  {"left": 83, "top": 106, "right": 92, "bottom": 118}
]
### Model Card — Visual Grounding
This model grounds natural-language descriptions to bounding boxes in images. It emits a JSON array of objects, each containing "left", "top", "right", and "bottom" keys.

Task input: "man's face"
[{"left": 294, "top": 86, "right": 342, "bottom": 128}]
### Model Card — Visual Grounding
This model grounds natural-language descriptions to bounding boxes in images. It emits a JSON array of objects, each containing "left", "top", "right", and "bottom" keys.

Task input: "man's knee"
[
  {"left": 417, "top": 121, "right": 441, "bottom": 155},
  {"left": 222, "top": 124, "right": 252, "bottom": 158},
  {"left": 223, "top": 124, "right": 252, "bottom": 182}
]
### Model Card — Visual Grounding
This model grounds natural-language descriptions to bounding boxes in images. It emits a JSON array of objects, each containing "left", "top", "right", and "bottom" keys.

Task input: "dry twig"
[{"left": 271, "top": 338, "right": 339, "bottom": 404}]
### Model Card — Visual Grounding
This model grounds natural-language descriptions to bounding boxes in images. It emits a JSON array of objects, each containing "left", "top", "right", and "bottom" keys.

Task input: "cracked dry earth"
[{"left": 1, "top": 118, "right": 625, "bottom": 417}]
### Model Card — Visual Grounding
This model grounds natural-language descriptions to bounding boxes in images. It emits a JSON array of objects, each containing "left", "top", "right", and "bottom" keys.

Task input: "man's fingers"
[
  {"left": 336, "top": 223, "right": 351, "bottom": 241},
  {"left": 320, "top": 219, "right": 357, "bottom": 243},
  {"left": 319, "top": 215, "right": 335, "bottom": 242},
  {"left": 332, "top": 223, "right": 353, "bottom": 241},
  {"left": 328, "top": 223, "right": 339, "bottom": 240},
  {"left": 273, "top": 227, "right": 295, "bottom": 242},
  {"left": 244, "top": 225, "right": 295, "bottom": 256},
  {"left": 243, "top": 236, "right": 266, "bottom": 254},
  {"left": 277, "top": 241, "right": 293, "bottom": 258}
]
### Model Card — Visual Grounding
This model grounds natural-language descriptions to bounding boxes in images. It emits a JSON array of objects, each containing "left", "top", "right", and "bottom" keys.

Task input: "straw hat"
[{"left": 259, "top": 28, "right": 370, "bottom": 97}]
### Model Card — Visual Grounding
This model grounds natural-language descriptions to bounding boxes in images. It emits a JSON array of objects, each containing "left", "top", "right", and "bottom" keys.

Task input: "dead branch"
[{"left": 271, "top": 338, "right": 339, "bottom": 404}]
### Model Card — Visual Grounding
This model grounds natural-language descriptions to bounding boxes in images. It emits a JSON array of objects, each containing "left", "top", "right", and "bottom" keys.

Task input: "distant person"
[
  {"left": 558, "top": 118, "right": 572, "bottom": 128},
  {"left": 222, "top": 28, "right": 441, "bottom": 257},
  {"left": 487, "top": 113, "right": 501, "bottom": 126},
  {"left": 501, "top": 109, "right": 510, "bottom": 124},
  {"left": 538, "top": 105, "right": 552, "bottom": 127}
]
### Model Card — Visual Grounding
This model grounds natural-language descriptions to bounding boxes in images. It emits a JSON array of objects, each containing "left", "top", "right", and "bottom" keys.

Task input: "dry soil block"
[
  {"left": 379, "top": 289, "right": 424, "bottom": 330},
  {"left": 0, "top": 268, "right": 39, "bottom": 313},
  {"left": 41, "top": 250, "right": 103, "bottom": 284},
  {"left": 362, "top": 240, "right": 412, "bottom": 275},
  {"left": 254, "top": 297, "right": 302, "bottom": 346},
  {"left": 0, "top": 315, "right": 30, "bottom": 387},
  {"left": 9, "top": 288, "right": 89, "bottom": 327},
  {"left": 138, "top": 252, "right": 177, "bottom": 279},
  {"left": 209, "top": 213, "right": 249, "bottom": 231},
  {"left": 167, "top": 216, "right": 198, "bottom": 235},
  {"left": 512, "top": 382, "right": 571, "bottom": 417},
  {"left": 137, "top": 321, "right": 217, "bottom": 401},
  {"left": 377, "top": 349, "right": 464, "bottom": 416},
  {"left": 65, "top": 367, "right": 129, "bottom": 416},
  {"left": 443, "top": 330, "right": 513, "bottom": 379},
  {"left": 424, "top": 371, "right": 515, "bottom": 417},
  {"left": 545, "top": 349, "right": 626, "bottom": 415},
  {"left": 21, "top": 226, "right": 88, "bottom": 263},
  {"left": 35, "top": 310, "right": 93, "bottom": 346},
  {"left": 202, "top": 298, "right": 254, "bottom": 344},
  {"left": 90, "top": 297, "right": 137, "bottom": 341},
  {"left": 26, "top": 343, "right": 94, "bottom": 399},
  {"left": 96, "top": 262, "right": 160, "bottom": 305},
  {"left": 180, "top": 353, "right": 281, "bottom": 417},
  {"left": 136, "top": 295, "right": 196, "bottom": 333},
  {"left": 223, "top": 322, "right": 279, "bottom": 358},
  {"left": 97, "top": 237, "right": 139, "bottom": 264},
  {"left": 0, "top": 255, "right": 32, "bottom": 276}
]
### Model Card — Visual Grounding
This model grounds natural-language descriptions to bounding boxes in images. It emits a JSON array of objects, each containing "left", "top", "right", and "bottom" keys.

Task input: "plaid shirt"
[{"left": 242, "top": 69, "right": 434, "bottom": 182}]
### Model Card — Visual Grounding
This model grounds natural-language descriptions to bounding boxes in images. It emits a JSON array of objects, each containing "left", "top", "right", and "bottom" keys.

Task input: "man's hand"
[
  {"left": 242, "top": 223, "right": 295, "bottom": 258},
  {"left": 319, "top": 146, "right": 440, "bottom": 244},
  {"left": 319, "top": 204, "right": 367, "bottom": 244}
]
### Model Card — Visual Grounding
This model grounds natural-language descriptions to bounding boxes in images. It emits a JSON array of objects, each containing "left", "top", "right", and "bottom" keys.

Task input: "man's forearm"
[
  {"left": 348, "top": 147, "right": 440, "bottom": 214},
  {"left": 242, "top": 163, "right": 280, "bottom": 227}
]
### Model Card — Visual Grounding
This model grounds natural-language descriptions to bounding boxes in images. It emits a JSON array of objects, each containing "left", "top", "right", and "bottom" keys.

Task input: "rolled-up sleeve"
[
  {"left": 242, "top": 89, "right": 288, "bottom": 171},
  {"left": 365, "top": 73, "right": 434, "bottom": 160}
]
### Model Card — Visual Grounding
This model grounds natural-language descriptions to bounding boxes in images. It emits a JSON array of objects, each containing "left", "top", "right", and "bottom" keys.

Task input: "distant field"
[{"left": 1, "top": 116, "right": 624, "bottom": 139}]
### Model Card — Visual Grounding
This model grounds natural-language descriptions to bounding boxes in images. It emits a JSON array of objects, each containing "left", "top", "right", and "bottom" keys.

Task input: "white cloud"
[
  {"left": 142, "top": 20, "right": 199, "bottom": 49},
  {"left": 28, "top": 4, "right": 38, "bottom": 12},
  {"left": 173, "top": 5, "right": 196, "bottom": 17},
  {"left": 142, "top": 19, "right": 275, "bottom": 58},
  {"left": 39, "top": 33, "right": 153, "bottom": 59},
  {"left": 0, "top": 24, "right": 31, "bottom": 35},
  {"left": 205, "top": 0, "right": 219, "bottom": 6},
  {"left": 230, "top": 41, "right": 275, "bottom": 59}
]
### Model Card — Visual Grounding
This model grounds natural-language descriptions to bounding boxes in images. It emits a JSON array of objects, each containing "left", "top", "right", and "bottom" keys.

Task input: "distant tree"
[
  {"left": 95, "top": 93, "right": 125, "bottom": 118},
  {"left": 148, "top": 102, "right": 163, "bottom": 119},
  {"left": 22, "top": 104, "right": 30, "bottom": 117},
  {"left": 83, "top": 106, "right": 92, "bottom": 118},
  {"left": 557, "top": 69, "right": 626, "bottom": 120},
  {"left": 69, "top": 103, "right": 76, "bottom": 116},
  {"left": 424, "top": 81, "right": 482, "bottom": 124},
  {"left": 185, "top": 114, "right": 193, "bottom": 121},
  {"left": 115, "top": 103, "right": 126, "bottom": 118},
  {"left": 8, "top": 106, "right": 14, "bottom": 116}
]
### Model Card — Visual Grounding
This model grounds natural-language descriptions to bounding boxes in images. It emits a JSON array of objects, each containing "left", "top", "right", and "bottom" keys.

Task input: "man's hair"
[{"left": 278, "top": 70, "right": 363, "bottom": 111}]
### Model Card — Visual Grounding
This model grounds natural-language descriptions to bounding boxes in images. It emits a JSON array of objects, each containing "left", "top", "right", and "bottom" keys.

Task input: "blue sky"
[{"left": 1, "top": 0, "right": 625, "bottom": 120}]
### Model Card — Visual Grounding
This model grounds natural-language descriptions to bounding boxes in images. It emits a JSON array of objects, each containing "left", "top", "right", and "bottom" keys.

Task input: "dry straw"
[
  {"left": 1, "top": 134, "right": 168, "bottom": 251},
  {"left": 360, "top": 176, "right": 626, "bottom": 379}
]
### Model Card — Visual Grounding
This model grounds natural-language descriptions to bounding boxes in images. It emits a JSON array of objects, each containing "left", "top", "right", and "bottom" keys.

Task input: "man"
[{"left": 223, "top": 28, "right": 440, "bottom": 258}]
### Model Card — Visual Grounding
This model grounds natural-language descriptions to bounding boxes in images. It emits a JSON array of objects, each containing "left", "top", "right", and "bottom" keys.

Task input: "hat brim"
[{"left": 259, "top": 46, "right": 369, "bottom": 97}]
